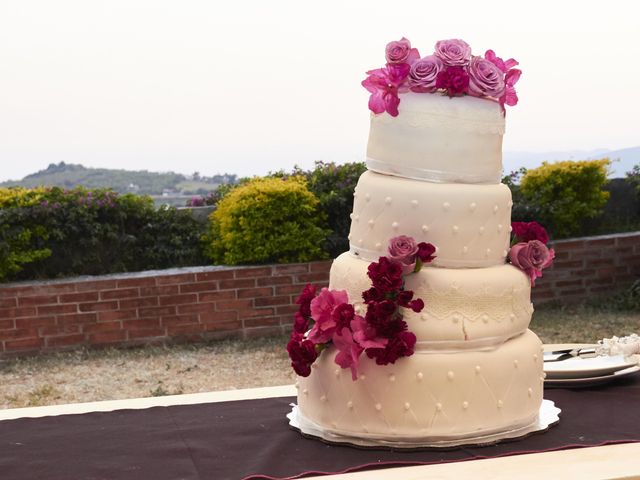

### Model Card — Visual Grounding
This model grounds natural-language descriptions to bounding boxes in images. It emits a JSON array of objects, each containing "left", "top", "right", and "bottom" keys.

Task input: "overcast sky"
[{"left": 0, "top": 0, "right": 638, "bottom": 181}]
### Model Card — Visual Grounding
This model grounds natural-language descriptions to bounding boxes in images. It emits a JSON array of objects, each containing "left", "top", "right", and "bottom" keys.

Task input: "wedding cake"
[{"left": 287, "top": 38, "right": 556, "bottom": 445}]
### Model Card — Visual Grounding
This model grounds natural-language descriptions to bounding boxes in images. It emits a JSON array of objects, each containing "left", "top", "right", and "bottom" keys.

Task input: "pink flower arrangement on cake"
[
  {"left": 509, "top": 221, "right": 555, "bottom": 286},
  {"left": 287, "top": 236, "right": 436, "bottom": 380},
  {"left": 362, "top": 37, "right": 521, "bottom": 116}
]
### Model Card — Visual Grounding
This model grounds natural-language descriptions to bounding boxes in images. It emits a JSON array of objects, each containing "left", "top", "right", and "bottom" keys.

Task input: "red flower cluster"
[
  {"left": 287, "top": 284, "right": 318, "bottom": 376},
  {"left": 435, "top": 66, "right": 470, "bottom": 97},
  {"left": 511, "top": 221, "right": 549, "bottom": 245},
  {"left": 286, "top": 237, "right": 437, "bottom": 380},
  {"left": 360, "top": 244, "right": 435, "bottom": 365}
]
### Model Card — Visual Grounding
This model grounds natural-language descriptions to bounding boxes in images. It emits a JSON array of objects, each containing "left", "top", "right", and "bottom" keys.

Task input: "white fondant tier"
[
  {"left": 297, "top": 330, "right": 544, "bottom": 441},
  {"left": 349, "top": 171, "right": 512, "bottom": 268},
  {"left": 366, "top": 93, "right": 505, "bottom": 184},
  {"left": 330, "top": 253, "right": 532, "bottom": 345}
]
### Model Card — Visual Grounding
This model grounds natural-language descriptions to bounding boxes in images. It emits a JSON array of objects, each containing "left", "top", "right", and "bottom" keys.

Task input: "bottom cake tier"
[{"left": 296, "top": 329, "right": 544, "bottom": 441}]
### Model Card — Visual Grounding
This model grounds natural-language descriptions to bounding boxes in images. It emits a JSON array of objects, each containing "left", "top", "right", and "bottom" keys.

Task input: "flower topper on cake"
[
  {"left": 287, "top": 236, "right": 436, "bottom": 380},
  {"left": 508, "top": 221, "right": 555, "bottom": 286},
  {"left": 362, "top": 37, "right": 521, "bottom": 116}
]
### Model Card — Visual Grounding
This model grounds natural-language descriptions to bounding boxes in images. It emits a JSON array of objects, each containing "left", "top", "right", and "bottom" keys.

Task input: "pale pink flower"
[
  {"left": 385, "top": 37, "right": 420, "bottom": 65},
  {"left": 468, "top": 56, "right": 505, "bottom": 99},
  {"left": 509, "top": 241, "right": 555, "bottom": 286},
  {"left": 408, "top": 55, "right": 443, "bottom": 93},
  {"left": 388, "top": 235, "right": 419, "bottom": 274},
  {"left": 434, "top": 39, "right": 472, "bottom": 66}
]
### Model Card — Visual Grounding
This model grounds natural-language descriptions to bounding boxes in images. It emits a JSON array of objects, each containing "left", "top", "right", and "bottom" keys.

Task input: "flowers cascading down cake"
[{"left": 287, "top": 38, "right": 559, "bottom": 447}]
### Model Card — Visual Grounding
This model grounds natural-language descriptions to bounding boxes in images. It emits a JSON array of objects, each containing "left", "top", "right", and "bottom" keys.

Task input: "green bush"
[
  {"left": 627, "top": 164, "right": 640, "bottom": 194},
  {"left": 0, "top": 186, "right": 206, "bottom": 281},
  {"left": 519, "top": 159, "right": 611, "bottom": 238},
  {"left": 205, "top": 176, "right": 328, "bottom": 264},
  {"left": 303, "top": 161, "right": 366, "bottom": 258}
]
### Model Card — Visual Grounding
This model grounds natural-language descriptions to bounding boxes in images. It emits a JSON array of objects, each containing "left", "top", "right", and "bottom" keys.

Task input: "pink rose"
[
  {"left": 307, "top": 288, "right": 349, "bottom": 343},
  {"left": 511, "top": 221, "right": 549, "bottom": 245},
  {"left": 434, "top": 39, "right": 472, "bottom": 67},
  {"left": 388, "top": 235, "right": 419, "bottom": 274},
  {"left": 509, "top": 241, "right": 555, "bottom": 286},
  {"left": 467, "top": 56, "right": 505, "bottom": 99},
  {"left": 435, "top": 66, "right": 470, "bottom": 97},
  {"left": 408, "top": 55, "right": 444, "bottom": 93},
  {"left": 385, "top": 37, "right": 420, "bottom": 65}
]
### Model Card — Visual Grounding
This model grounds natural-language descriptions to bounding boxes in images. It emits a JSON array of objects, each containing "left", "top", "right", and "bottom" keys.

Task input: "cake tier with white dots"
[
  {"left": 349, "top": 170, "right": 512, "bottom": 268},
  {"left": 367, "top": 93, "right": 505, "bottom": 184},
  {"left": 296, "top": 329, "right": 543, "bottom": 441},
  {"left": 331, "top": 252, "right": 532, "bottom": 345}
]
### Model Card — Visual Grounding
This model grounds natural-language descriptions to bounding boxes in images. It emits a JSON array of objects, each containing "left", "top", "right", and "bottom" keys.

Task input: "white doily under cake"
[{"left": 287, "top": 400, "right": 560, "bottom": 449}]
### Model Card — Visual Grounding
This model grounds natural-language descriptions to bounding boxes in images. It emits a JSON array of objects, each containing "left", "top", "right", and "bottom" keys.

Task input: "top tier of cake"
[{"left": 366, "top": 94, "right": 505, "bottom": 184}]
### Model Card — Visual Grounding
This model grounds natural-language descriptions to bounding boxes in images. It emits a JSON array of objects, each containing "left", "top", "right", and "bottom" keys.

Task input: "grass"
[
  {"left": 531, "top": 306, "right": 638, "bottom": 344},
  {"left": 0, "top": 302, "right": 637, "bottom": 409}
]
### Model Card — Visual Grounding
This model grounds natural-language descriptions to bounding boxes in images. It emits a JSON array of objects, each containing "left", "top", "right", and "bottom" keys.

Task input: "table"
[{"left": 1, "top": 374, "right": 640, "bottom": 480}]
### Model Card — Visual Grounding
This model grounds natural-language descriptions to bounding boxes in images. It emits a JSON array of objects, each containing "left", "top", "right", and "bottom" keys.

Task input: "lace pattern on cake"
[{"left": 420, "top": 282, "right": 532, "bottom": 326}]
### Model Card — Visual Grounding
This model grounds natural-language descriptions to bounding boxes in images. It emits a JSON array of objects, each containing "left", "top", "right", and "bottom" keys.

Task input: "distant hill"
[
  {"left": 0, "top": 162, "right": 237, "bottom": 195},
  {"left": 504, "top": 146, "right": 640, "bottom": 178}
]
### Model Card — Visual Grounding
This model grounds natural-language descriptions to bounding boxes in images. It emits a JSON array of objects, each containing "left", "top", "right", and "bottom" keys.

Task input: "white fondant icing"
[
  {"left": 366, "top": 94, "right": 504, "bottom": 184},
  {"left": 298, "top": 331, "right": 543, "bottom": 440},
  {"left": 349, "top": 171, "right": 512, "bottom": 268},
  {"left": 330, "top": 253, "right": 532, "bottom": 343}
]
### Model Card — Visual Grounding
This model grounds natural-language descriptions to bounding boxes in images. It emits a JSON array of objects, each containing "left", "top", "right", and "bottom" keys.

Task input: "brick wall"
[
  {"left": 532, "top": 231, "right": 639, "bottom": 304},
  {"left": 0, "top": 231, "right": 638, "bottom": 357},
  {"left": 0, "top": 262, "right": 331, "bottom": 357}
]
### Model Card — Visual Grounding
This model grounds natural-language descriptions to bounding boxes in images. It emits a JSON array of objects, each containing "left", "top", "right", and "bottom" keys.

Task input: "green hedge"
[{"left": 0, "top": 187, "right": 206, "bottom": 281}]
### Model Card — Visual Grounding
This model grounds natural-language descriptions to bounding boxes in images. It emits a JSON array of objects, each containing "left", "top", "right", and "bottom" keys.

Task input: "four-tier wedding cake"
[{"left": 287, "top": 38, "right": 557, "bottom": 446}]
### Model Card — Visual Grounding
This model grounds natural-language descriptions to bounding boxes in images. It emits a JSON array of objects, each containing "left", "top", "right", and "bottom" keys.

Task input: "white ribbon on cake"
[{"left": 366, "top": 157, "right": 502, "bottom": 185}]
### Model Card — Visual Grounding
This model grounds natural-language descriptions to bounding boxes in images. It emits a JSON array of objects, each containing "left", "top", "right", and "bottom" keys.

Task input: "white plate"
[
  {"left": 545, "top": 366, "right": 640, "bottom": 388},
  {"left": 544, "top": 354, "right": 637, "bottom": 379}
]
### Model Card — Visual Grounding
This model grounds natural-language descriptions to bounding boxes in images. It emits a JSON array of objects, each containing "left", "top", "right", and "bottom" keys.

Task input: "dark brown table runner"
[{"left": 1, "top": 374, "right": 639, "bottom": 480}]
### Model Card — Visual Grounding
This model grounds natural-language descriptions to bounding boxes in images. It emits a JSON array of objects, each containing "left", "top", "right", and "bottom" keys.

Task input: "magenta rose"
[
  {"left": 385, "top": 37, "right": 420, "bottom": 65},
  {"left": 435, "top": 66, "right": 470, "bottom": 96},
  {"left": 408, "top": 55, "right": 443, "bottom": 93},
  {"left": 467, "top": 56, "right": 505, "bottom": 99},
  {"left": 388, "top": 235, "right": 419, "bottom": 274},
  {"left": 509, "top": 241, "right": 555, "bottom": 286},
  {"left": 512, "top": 221, "right": 550, "bottom": 245},
  {"left": 434, "top": 39, "right": 472, "bottom": 66}
]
